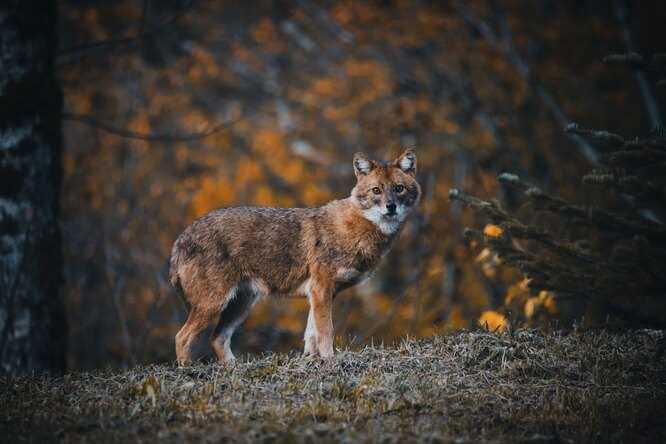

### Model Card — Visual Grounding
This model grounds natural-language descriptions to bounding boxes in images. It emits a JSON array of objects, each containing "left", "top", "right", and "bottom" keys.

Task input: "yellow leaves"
[
  {"left": 525, "top": 291, "right": 559, "bottom": 319},
  {"left": 282, "top": 162, "right": 306, "bottom": 185},
  {"left": 312, "top": 78, "right": 341, "bottom": 97},
  {"left": 191, "top": 176, "right": 236, "bottom": 217},
  {"left": 504, "top": 279, "right": 530, "bottom": 306},
  {"left": 302, "top": 185, "right": 330, "bottom": 206},
  {"left": 254, "top": 185, "right": 277, "bottom": 207},
  {"left": 251, "top": 128, "right": 307, "bottom": 187},
  {"left": 236, "top": 156, "right": 264, "bottom": 186},
  {"left": 231, "top": 42, "right": 264, "bottom": 72},
  {"left": 188, "top": 46, "right": 220, "bottom": 81},
  {"left": 344, "top": 59, "right": 391, "bottom": 98},
  {"left": 252, "top": 128, "right": 285, "bottom": 157},
  {"left": 350, "top": 60, "right": 391, "bottom": 97},
  {"left": 484, "top": 224, "right": 504, "bottom": 237},
  {"left": 175, "top": 144, "right": 190, "bottom": 167},
  {"left": 345, "top": 59, "right": 380, "bottom": 77},
  {"left": 478, "top": 310, "right": 507, "bottom": 332},
  {"left": 331, "top": 4, "right": 353, "bottom": 25},
  {"left": 181, "top": 111, "right": 208, "bottom": 132},
  {"left": 252, "top": 18, "right": 285, "bottom": 53},
  {"left": 129, "top": 114, "right": 151, "bottom": 135}
]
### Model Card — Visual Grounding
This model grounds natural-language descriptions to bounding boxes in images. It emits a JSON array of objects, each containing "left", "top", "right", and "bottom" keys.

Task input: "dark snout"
[{"left": 386, "top": 202, "right": 397, "bottom": 215}]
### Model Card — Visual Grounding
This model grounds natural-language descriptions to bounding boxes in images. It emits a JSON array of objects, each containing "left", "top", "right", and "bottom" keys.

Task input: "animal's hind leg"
[
  {"left": 175, "top": 305, "right": 220, "bottom": 366},
  {"left": 210, "top": 282, "right": 260, "bottom": 363}
]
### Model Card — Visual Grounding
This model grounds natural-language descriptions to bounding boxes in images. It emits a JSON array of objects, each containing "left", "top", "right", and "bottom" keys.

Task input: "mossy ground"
[{"left": 2, "top": 329, "right": 665, "bottom": 443}]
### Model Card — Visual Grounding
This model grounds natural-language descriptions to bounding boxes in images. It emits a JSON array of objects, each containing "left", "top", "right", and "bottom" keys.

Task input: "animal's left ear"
[{"left": 393, "top": 148, "right": 417, "bottom": 176}]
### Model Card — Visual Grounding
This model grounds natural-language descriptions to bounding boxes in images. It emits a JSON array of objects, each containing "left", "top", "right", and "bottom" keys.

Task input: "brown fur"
[{"left": 169, "top": 149, "right": 421, "bottom": 364}]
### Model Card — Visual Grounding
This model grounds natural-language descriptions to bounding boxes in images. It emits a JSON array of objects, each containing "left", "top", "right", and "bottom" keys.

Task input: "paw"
[
  {"left": 317, "top": 342, "right": 334, "bottom": 359},
  {"left": 319, "top": 348, "right": 334, "bottom": 359},
  {"left": 303, "top": 335, "right": 318, "bottom": 356},
  {"left": 177, "top": 356, "right": 193, "bottom": 367},
  {"left": 218, "top": 356, "right": 236, "bottom": 366},
  {"left": 303, "top": 348, "right": 318, "bottom": 357}
]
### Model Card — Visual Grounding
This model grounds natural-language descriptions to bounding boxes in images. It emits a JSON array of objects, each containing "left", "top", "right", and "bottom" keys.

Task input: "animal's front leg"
[
  {"left": 303, "top": 300, "right": 318, "bottom": 356},
  {"left": 310, "top": 280, "right": 334, "bottom": 358}
]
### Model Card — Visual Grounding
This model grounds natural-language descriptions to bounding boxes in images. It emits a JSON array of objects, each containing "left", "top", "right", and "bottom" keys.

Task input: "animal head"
[{"left": 351, "top": 149, "right": 421, "bottom": 235}]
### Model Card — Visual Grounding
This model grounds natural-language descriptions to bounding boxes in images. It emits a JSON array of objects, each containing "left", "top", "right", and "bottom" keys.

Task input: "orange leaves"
[
  {"left": 252, "top": 128, "right": 284, "bottom": 157},
  {"left": 330, "top": 2, "right": 378, "bottom": 26},
  {"left": 252, "top": 18, "right": 285, "bottom": 53},
  {"left": 129, "top": 114, "right": 151, "bottom": 135},
  {"left": 524, "top": 291, "right": 558, "bottom": 319},
  {"left": 231, "top": 42, "right": 264, "bottom": 73},
  {"left": 312, "top": 78, "right": 342, "bottom": 98},
  {"left": 252, "top": 128, "right": 306, "bottom": 186},
  {"left": 484, "top": 224, "right": 504, "bottom": 238},
  {"left": 188, "top": 46, "right": 221, "bottom": 81},
  {"left": 191, "top": 176, "right": 236, "bottom": 217},
  {"left": 180, "top": 111, "right": 209, "bottom": 132},
  {"left": 478, "top": 310, "right": 507, "bottom": 332},
  {"left": 344, "top": 59, "right": 391, "bottom": 99},
  {"left": 254, "top": 185, "right": 277, "bottom": 207},
  {"left": 302, "top": 186, "right": 330, "bottom": 207},
  {"left": 236, "top": 156, "right": 264, "bottom": 186}
]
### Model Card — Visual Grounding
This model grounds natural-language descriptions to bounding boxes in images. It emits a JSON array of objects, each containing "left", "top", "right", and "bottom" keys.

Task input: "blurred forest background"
[{"left": 55, "top": 0, "right": 666, "bottom": 369}]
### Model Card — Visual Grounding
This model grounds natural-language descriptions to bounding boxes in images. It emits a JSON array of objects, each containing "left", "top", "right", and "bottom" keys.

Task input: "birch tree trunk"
[{"left": 0, "top": 0, "right": 66, "bottom": 375}]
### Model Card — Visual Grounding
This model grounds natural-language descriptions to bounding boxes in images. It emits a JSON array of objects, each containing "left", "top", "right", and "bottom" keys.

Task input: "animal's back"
[{"left": 169, "top": 206, "right": 313, "bottom": 306}]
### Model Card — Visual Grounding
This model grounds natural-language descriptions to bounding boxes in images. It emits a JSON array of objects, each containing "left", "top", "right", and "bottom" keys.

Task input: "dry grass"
[{"left": 2, "top": 329, "right": 665, "bottom": 443}]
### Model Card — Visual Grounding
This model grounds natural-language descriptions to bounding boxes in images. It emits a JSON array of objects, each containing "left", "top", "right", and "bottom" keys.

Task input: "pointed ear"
[
  {"left": 394, "top": 148, "right": 417, "bottom": 176},
  {"left": 353, "top": 152, "right": 375, "bottom": 177}
]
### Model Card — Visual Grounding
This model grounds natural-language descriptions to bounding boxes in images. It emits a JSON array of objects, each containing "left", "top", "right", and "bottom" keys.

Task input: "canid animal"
[{"left": 169, "top": 149, "right": 421, "bottom": 364}]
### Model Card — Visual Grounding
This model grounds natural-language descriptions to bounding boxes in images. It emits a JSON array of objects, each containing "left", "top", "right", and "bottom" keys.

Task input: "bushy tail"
[{"left": 169, "top": 242, "right": 189, "bottom": 312}]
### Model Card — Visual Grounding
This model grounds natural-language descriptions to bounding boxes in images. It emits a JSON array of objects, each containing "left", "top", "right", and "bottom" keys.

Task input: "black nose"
[{"left": 386, "top": 203, "right": 396, "bottom": 214}]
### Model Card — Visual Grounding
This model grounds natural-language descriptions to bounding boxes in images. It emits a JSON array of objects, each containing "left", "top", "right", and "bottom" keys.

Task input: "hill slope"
[{"left": 2, "top": 329, "right": 665, "bottom": 443}]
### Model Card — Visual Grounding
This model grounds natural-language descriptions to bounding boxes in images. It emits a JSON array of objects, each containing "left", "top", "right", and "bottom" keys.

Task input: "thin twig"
[
  {"left": 62, "top": 112, "right": 235, "bottom": 142},
  {"left": 57, "top": 0, "right": 196, "bottom": 61}
]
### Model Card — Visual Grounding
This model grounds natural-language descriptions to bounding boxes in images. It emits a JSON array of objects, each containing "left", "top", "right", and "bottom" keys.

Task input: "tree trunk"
[{"left": 0, "top": 0, "right": 66, "bottom": 375}]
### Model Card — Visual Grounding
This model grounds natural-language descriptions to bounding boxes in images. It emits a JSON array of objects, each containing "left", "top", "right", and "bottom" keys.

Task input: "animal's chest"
[
  {"left": 334, "top": 266, "right": 372, "bottom": 286},
  {"left": 334, "top": 248, "right": 383, "bottom": 286}
]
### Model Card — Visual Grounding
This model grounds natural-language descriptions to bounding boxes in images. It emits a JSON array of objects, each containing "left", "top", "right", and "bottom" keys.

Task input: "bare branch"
[
  {"left": 57, "top": 0, "right": 196, "bottom": 62},
  {"left": 62, "top": 112, "right": 236, "bottom": 142}
]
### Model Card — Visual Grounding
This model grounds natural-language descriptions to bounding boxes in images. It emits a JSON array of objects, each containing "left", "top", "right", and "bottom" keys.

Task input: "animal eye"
[
  {"left": 372, "top": 187, "right": 382, "bottom": 195},
  {"left": 394, "top": 185, "right": 405, "bottom": 193}
]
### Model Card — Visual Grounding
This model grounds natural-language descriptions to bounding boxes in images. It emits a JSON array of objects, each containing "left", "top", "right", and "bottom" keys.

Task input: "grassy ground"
[{"left": 2, "top": 329, "right": 665, "bottom": 443}]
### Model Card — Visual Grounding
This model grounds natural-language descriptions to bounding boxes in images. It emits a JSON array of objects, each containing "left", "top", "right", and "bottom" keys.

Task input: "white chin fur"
[{"left": 361, "top": 206, "right": 407, "bottom": 235}]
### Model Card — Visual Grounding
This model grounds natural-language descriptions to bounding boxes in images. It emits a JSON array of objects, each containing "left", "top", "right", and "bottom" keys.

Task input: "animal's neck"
[{"left": 339, "top": 200, "right": 397, "bottom": 250}]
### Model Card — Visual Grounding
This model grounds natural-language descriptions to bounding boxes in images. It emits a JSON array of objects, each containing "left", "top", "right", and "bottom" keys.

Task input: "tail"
[{"left": 169, "top": 241, "right": 189, "bottom": 312}]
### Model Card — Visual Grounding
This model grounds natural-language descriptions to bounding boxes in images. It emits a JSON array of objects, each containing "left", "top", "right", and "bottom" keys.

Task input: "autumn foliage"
[{"left": 57, "top": 1, "right": 666, "bottom": 368}]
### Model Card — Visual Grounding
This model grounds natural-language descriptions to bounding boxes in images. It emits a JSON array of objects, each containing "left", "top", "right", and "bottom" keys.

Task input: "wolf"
[{"left": 169, "top": 149, "right": 421, "bottom": 364}]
